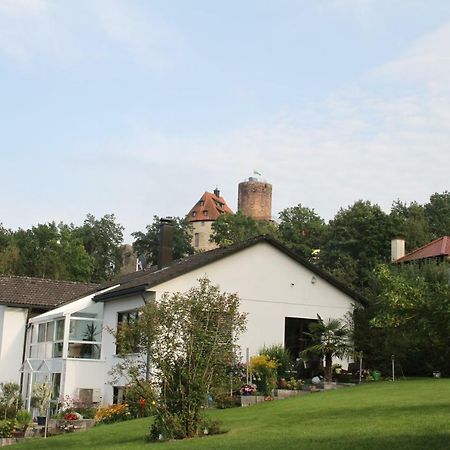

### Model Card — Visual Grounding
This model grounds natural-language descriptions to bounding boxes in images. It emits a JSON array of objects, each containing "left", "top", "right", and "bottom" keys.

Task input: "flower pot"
[{"left": 36, "top": 416, "right": 46, "bottom": 426}]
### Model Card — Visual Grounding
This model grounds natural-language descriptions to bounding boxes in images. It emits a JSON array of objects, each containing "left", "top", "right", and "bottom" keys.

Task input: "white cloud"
[{"left": 372, "top": 21, "right": 450, "bottom": 92}]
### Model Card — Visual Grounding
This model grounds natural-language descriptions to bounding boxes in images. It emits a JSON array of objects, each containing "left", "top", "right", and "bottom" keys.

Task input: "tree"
[
  {"left": 210, "top": 211, "right": 277, "bottom": 247},
  {"left": 424, "top": 191, "right": 450, "bottom": 238},
  {"left": 301, "top": 315, "right": 353, "bottom": 382},
  {"left": 111, "top": 278, "right": 247, "bottom": 440},
  {"left": 390, "top": 200, "right": 432, "bottom": 252},
  {"left": 76, "top": 214, "right": 124, "bottom": 281},
  {"left": 132, "top": 216, "right": 194, "bottom": 267},
  {"left": 370, "top": 263, "right": 450, "bottom": 375},
  {"left": 278, "top": 204, "right": 326, "bottom": 259},
  {"left": 320, "top": 200, "right": 397, "bottom": 291}
]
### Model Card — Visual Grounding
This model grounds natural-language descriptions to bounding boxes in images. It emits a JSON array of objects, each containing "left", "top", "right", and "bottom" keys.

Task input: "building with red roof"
[
  {"left": 393, "top": 236, "right": 450, "bottom": 263},
  {"left": 187, "top": 188, "right": 233, "bottom": 251}
]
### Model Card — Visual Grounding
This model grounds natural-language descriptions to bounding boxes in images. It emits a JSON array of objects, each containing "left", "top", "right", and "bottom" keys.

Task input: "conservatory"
[{"left": 21, "top": 293, "right": 106, "bottom": 409}]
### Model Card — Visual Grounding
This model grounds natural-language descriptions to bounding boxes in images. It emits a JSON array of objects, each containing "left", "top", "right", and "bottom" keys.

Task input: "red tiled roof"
[
  {"left": 187, "top": 191, "right": 233, "bottom": 222},
  {"left": 395, "top": 236, "right": 450, "bottom": 263},
  {"left": 0, "top": 276, "right": 99, "bottom": 309}
]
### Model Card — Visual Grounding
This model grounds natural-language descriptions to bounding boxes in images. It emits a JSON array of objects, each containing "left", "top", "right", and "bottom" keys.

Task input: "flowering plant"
[
  {"left": 239, "top": 384, "right": 256, "bottom": 396},
  {"left": 95, "top": 404, "right": 131, "bottom": 424},
  {"left": 64, "top": 412, "right": 80, "bottom": 421}
]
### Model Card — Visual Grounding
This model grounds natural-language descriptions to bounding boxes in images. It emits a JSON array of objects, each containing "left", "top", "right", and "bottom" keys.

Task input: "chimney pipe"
[
  {"left": 391, "top": 237, "right": 405, "bottom": 262},
  {"left": 158, "top": 218, "right": 174, "bottom": 269},
  {"left": 214, "top": 187, "right": 220, "bottom": 197}
]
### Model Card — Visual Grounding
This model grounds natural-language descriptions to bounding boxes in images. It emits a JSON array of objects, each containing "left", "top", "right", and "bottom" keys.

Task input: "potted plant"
[
  {"left": 32, "top": 383, "right": 52, "bottom": 426},
  {"left": 14, "top": 410, "right": 32, "bottom": 437}
]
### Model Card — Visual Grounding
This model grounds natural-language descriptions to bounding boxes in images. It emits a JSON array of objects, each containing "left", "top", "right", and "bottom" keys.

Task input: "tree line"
[{"left": 1, "top": 191, "right": 449, "bottom": 287}]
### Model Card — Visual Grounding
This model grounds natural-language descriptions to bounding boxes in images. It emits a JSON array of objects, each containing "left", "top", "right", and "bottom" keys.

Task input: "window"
[
  {"left": 194, "top": 233, "right": 200, "bottom": 247},
  {"left": 116, "top": 310, "right": 140, "bottom": 354},
  {"left": 199, "top": 200, "right": 204, "bottom": 206},
  {"left": 203, "top": 210, "right": 208, "bottom": 217},
  {"left": 67, "top": 317, "right": 102, "bottom": 359},
  {"left": 192, "top": 211, "right": 197, "bottom": 217}
]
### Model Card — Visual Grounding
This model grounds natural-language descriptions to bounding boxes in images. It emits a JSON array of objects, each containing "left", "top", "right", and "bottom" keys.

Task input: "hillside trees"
[
  {"left": 369, "top": 263, "right": 450, "bottom": 375},
  {"left": 0, "top": 214, "right": 123, "bottom": 282},
  {"left": 278, "top": 204, "right": 326, "bottom": 258},
  {"left": 210, "top": 211, "right": 277, "bottom": 247}
]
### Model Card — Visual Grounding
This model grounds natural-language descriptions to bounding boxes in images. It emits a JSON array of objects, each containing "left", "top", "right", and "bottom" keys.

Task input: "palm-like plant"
[{"left": 301, "top": 315, "right": 352, "bottom": 382}]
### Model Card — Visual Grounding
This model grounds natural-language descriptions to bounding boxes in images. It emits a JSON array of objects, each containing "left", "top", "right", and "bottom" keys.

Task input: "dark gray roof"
[
  {"left": 94, "top": 236, "right": 367, "bottom": 306},
  {"left": 0, "top": 276, "right": 99, "bottom": 310}
]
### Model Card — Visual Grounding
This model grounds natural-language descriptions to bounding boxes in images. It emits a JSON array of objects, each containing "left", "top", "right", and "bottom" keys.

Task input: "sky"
[{"left": 1, "top": 0, "right": 450, "bottom": 242}]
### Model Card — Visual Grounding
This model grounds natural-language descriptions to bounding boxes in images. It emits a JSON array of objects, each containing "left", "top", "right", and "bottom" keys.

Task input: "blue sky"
[{"left": 1, "top": 0, "right": 450, "bottom": 241}]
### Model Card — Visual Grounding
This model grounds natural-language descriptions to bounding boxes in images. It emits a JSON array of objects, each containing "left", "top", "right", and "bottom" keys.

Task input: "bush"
[
  {"left": 95, "top": 404, "right": 131, "bottom": 424},
  {"left": 15, "top": 410, "right": 32, "bottom": 430},
  {"left": 0, "top": 420, "right": 15, "bottom": 438},
  {"left": 250, "top": 355, "right": 277, "bottom": 396},
  {"left": 259, "top": 345, "right": 294, "bottom": 380},
  {"left": 73, "top": 407, "right": 96, "bottom": 419}
]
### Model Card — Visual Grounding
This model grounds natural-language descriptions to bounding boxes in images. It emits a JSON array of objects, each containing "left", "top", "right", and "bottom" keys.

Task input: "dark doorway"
[{"left": 284, "top": 317, "right": 319, "bottom": 379}]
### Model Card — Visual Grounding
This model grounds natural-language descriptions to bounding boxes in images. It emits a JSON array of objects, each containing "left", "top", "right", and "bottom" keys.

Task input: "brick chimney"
[
  {"left": 158, "top": 218, "right": 174, "bottom": 269},
  {"left": 391, "top": 237, "right": 405, "bottom": 262}
]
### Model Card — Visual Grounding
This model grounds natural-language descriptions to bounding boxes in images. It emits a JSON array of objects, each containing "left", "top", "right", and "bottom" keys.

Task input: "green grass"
[{"left": 14, "top": 379, "right": 450, "bottom": 449}]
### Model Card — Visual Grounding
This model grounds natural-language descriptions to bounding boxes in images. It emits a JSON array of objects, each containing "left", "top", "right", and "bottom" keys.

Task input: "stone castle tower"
[{"left": 238, "top": 177, "right": 272, "bottom": 221}]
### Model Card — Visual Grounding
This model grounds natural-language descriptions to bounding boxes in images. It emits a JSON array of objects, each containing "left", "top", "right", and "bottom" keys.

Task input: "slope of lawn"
[{"left": 14, "top": 379, "right": 450, "bottom": 450}]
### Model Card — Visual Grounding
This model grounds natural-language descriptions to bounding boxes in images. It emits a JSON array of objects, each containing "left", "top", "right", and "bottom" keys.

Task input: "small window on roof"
[
  {"left": 199, "top": 200, "right": 204, "bottom": 206},
  {"left": 203, "top": 210, "right": 208, "bottom": 216},
  {"left": 192, "top": 211, "right": 197, "bottom": 217}
]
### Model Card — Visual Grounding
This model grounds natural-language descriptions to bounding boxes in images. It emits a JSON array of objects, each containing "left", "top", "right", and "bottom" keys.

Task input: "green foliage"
[
  {"left": 301, "top": 316, "right": 353, "bottom": 382},
  {"left": 0, "top": 382, "right": 20, "bottom": 420},
  {"left": 370, "top": 262, "right": 450, "bottom": 375},
  {"left": 15, "top": 410, "right": 32, "bottom": 429},
  {"left": 320, "top": 200, "right": 397, "bottom": 291},
  {"left": 210, "top": 211, "right": 277, "bottom": 247},
  {"left": 0, "top": 419, "right": 15, "bottom": 438},
  {"left": 250, "top": 355, "right": 277, "bottom": 396},
  {"left": 111, "top": 278, "right": 247, "bottom": 440},
  {"left": 32, "top": 382, "right": 52, "bottom": 416},
  {"left": 259, "top": 344, "right": 294, "bottom": 380},
  {"left": 132, "top": 216, "right": 194, "bottom": 266},
  {"left": 0, "top": 214, "right": 123, "bottom": 282},
  {"left": 278, "top": 204, "right": 326, "bottom": 259},
  {"left": 424, "top": 191, "right": 450, "bottom": 237},
  {"left": 390, "top": 200, "right": 432, "bottom": 251},
  {"left": 76, "top": 214, "right": 124, "bottom": 281}
]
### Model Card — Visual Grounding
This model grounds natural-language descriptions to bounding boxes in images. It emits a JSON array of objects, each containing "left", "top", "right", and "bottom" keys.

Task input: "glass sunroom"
[{"left": 22, "top": 294, "right": 106, "bottom": 409}]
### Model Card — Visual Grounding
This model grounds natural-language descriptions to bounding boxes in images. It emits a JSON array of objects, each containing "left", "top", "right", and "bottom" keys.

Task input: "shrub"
[
  {"left": 250, "top": 355, "right": 277, "bottom": 396},
  {"left": 95, "top": 404, "right": 130, "bottom": 424},
  {"left": 259, "top": 345, "right": 294, "bottom": 380},
  {"left": 0, "top": 420, "right": 15, "bottom": 438},
  {"left": 284, "top": 377, "right": 304, "bottom": 390},
  {"left": 15, "top": 410, "right": 32, "bottom": 430}
]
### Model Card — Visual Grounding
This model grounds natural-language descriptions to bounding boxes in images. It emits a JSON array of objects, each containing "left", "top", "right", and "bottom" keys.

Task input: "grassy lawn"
[{"left": 14, "top": 379, "right": 450, "bottom": 450}]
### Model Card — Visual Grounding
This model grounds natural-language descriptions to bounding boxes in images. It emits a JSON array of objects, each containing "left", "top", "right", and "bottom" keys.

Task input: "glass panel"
[
  {"left": 72, "top": 302, "right": 103, "bottom": 320},
  {"left": 69, "top": 319, "right": 102, "bottom": 342},
  {"left": 46, "top": 322, "right": 55, "bottom": 342},
  {"left": 55, "top": 319, "right": 65, "bottom": 341},
  {"left": 53, "top": 342, "right": 63, "bottom": 358},
  {"left": 68, "top": 343, "right": 101, "bottom": 359},
  {"left": 38, "top": 323, "right": 46, "bottom": 342}
]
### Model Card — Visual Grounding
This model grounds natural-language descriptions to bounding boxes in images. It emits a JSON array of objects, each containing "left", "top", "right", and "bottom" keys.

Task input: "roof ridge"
[{"left": 0, "top": 274, "right": 98, "bottom": 286}]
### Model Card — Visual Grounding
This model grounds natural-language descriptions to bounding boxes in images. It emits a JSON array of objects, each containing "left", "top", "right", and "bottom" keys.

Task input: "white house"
[
  {"left": 24, "top": 235, "right": 364, "bottom": 407},
  {"left": 24, "top": 237, "right": 363, "bottom": 404},
  {"left": 0, "top": 276, "right": 97, "bottom": 388}
]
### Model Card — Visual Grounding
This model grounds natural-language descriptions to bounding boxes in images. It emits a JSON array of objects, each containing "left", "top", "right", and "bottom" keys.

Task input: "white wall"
[
  {"left": 62, "top": 359, "right": 105, "bottom": 402},
  {"left": 0, "top": 306, "right": 28, "bottom": 385},
  {"left": 100, "top": 241, "right": 358, "bottom": 404}
]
